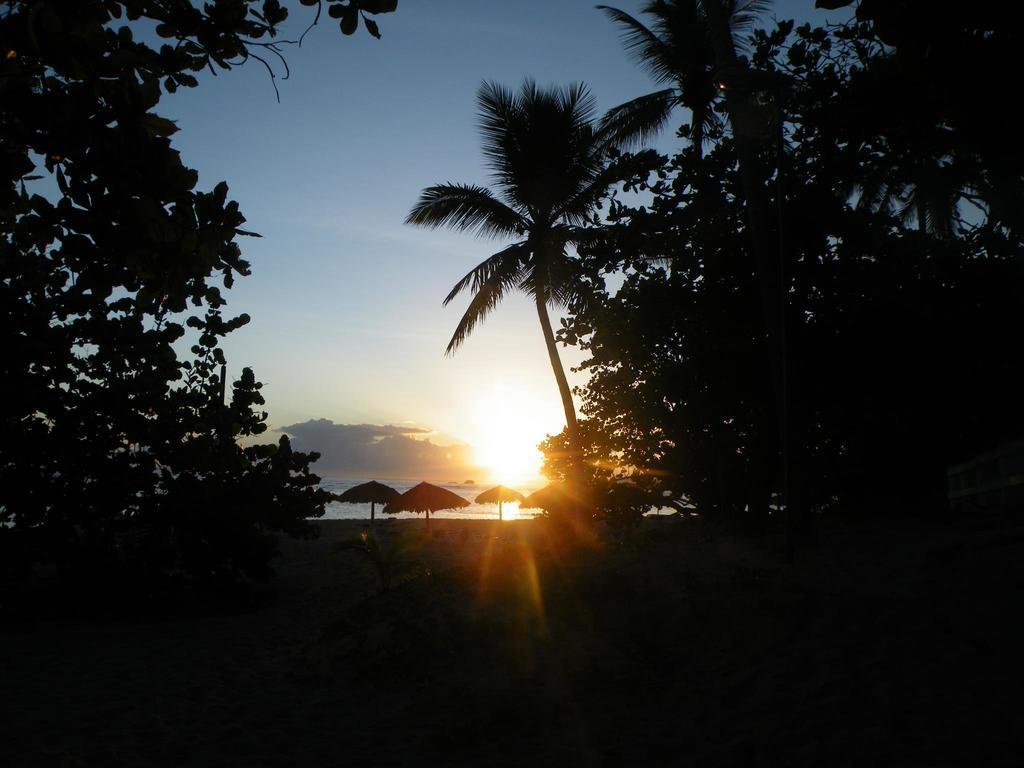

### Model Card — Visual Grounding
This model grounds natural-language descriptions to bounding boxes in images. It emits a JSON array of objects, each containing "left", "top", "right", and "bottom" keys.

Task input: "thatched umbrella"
[
  {"left": 333, "top": 480, "right": 400, "bottom": 524},
  {"left": 519, "top": 482, "right": 577, "bottom": 516},
  {"left": 383, "top": 481, "right": 469, "bottom": 531},
  {"left": 474, "top": 485, "right": 525, "bottom": 521}
]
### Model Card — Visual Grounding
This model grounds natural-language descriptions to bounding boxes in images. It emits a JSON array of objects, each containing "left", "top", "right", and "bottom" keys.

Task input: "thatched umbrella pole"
[{"left": 475, "top": 485, "right": 525, "bottom": 523}]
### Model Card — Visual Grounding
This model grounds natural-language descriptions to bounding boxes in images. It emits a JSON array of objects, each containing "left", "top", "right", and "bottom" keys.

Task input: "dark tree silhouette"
[
  {"left": 0, "top": 1, "right": 393, "bottom": 596},
  {"left": 816, "top": 0, "right": 1024, "bottom": 238},
  {"left": 543, "top": 20, "right": 1024, "bottom": 523},
  {"left": 600, "top": 0, "right": 808, "bottom": 551}
]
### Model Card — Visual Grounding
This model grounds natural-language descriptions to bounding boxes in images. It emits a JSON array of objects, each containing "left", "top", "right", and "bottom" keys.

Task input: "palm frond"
[
  {"left": 477, "top": 81, "right": 523, "bottom": 192},
  {"left": 516, "top": 244, "right": 581, "bottom": 310},
  {"left": 565, "top": 224, "right": 614, "bottom": 248},
  {"left": 687, "top": 91, "right": 720, "bottom": 153},
  {"left": 898, "top": 183, "right": 958, "bottom": 239},
  {"left": 856, "top": 177, "right": 899, "bottom": 216},
  {"left": 405, "top": 183, "right": 527, "bottom": 238},
  {"left": 548, "top": 252, "right": 584, "bottom": 308},
  {"left": 482, "top": 79, "right": 606, "bottom": 219},
  {"left": 561, "top": 149, "right": 663, "bottom": 225},
  {"left": 727, "top": 0, "right": 771, "bottom": 35},
  {"left": 699, "top": 0, "right": 770, "bottom": 54},
  {"left": 601, "top": 2, "right": 721, "bottom": 148},
  {"left": 446, "top": 257, "right": 526, "bottom": 355},
  {"left": 443, "top": 241, "right": 529, "bottom": 307},
  {"left": 558, "top": 81, "right": 601, "bottom": 143},
  {"left": 597, "top": 5, "right": 679, "bottom": 85},
  {"left": 599, "top": 88, "right": 680, "bottom": 151}
]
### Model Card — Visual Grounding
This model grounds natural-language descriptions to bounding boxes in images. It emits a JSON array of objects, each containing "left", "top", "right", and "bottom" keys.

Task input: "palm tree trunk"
[
  {"left": 535, "top": 292, "right": 584, "bottom": 523},
  {"left": 371, "top": 501, "right": 376, "bottom": 525},
  {"left": 535, "top": 294, "right": 579, "bottom": 437}
]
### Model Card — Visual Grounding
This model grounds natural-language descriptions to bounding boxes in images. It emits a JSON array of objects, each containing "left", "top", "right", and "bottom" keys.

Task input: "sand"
[{"left": 3, "top": 515, "right": 1024, "bottom": 766}]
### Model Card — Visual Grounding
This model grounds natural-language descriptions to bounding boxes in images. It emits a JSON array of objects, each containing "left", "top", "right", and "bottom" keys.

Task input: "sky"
[{"left": 161, "top": 0, "right": 850, "bottom": 482}]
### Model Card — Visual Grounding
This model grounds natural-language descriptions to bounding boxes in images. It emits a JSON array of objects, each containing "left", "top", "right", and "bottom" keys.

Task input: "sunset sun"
[{"left": 468, "top": 384, "right": 552, "bottom": 486}]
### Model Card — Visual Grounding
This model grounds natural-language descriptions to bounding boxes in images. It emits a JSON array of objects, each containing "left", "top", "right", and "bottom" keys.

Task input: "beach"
[{"left": 3, "top": 515, "right": 1024, "bottom": 766}]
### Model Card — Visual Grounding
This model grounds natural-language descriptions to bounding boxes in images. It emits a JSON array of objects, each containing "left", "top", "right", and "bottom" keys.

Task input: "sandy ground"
[{"left": 3, "top": 515, "right": 1024, "bottom": 766}]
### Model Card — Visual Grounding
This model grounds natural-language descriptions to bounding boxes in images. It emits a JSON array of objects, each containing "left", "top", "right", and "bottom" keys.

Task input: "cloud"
[{"left": 279, "top": 419, "right": 484, "bottom": 482}]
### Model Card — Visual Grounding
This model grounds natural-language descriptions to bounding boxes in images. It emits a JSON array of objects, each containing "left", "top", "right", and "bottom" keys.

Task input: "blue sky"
[{"left": 161, "top": 0, "right": 850, "bottom": 479}]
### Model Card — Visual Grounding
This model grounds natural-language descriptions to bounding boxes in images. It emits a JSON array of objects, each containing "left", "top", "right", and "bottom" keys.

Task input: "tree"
[
  {"left": 544, "top": 124, "right": 778, "bottom": 523},
  {"left": 544, "top": 19, "right": 1024, "bottom": 525},
  {"left": 814, "top": 0, "right": 1024, "bottom": 238},
  {"left": 600, "top": 0, "right": 807, "bottom": 549},
  {"left": 406, "top": 80, "right": 656, "bottom": 520},
  {"left": 0, "top": 1, "right": 394, "bottom": 596}
]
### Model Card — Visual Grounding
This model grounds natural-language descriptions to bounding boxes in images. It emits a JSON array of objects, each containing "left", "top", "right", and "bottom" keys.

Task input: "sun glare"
[{"left": 468, "top": 383, "right": 553, "bottom": 486}]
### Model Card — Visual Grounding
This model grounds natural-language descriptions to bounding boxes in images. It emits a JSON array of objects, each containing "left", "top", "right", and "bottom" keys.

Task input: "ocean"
[{"left": 318, "top": 478, "right": 543, "bottom": 521}]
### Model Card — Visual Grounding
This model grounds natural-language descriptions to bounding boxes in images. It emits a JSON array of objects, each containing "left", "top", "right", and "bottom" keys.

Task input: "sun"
[
  {"left": 475, "top": 428, "right": 542, "bottom": 486},
  {"left": 468, "top": 384, "right": 553, "bottom": 486}
]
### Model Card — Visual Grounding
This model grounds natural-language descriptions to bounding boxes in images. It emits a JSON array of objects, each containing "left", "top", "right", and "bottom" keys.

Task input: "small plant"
[{"left": 335, "top": 531, "right": 423, "bottom": 593}]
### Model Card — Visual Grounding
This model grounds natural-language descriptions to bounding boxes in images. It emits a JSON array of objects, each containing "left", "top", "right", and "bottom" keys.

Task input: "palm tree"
[
  {"left": 597, "top": 0, "right": 769, "bottom": 156},
  {"left": 849, "top": 128, "right": 963, "bottom": 239},
  {"left": 406, "top": 80, "right": 652, "bottom": 514}
]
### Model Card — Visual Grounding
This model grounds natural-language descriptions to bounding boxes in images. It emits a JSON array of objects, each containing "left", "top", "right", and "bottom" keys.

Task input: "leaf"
[
  {"left": 144, "top": 115, "right": 179, "bottom": 137},
  {"left": 363, "top": 16, "right": 381, "bottom": 39},
  {"left": 262, "top": 0, "right": 286, "bottom": 25},
  {"left": 360, "top": 0, "right": 398, "bottom": 13},
  {"left": 340, "top": 7, "right": 359, "bottom": 35}
]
